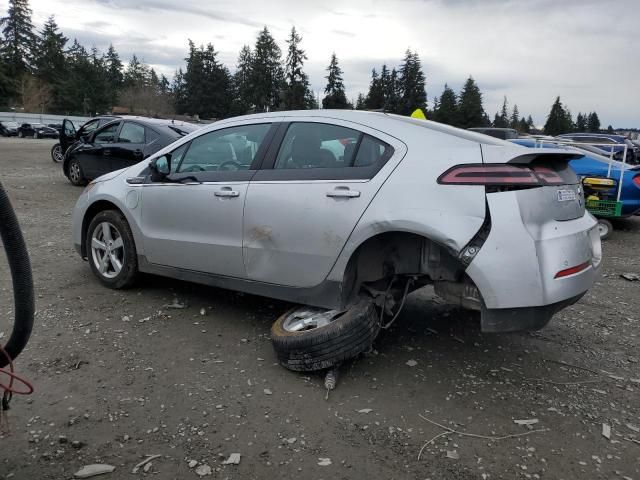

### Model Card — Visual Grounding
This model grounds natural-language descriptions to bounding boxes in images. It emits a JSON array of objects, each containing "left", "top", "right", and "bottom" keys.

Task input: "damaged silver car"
[{"left": 72, "top": 110, "right": 602, "bottom": 371}]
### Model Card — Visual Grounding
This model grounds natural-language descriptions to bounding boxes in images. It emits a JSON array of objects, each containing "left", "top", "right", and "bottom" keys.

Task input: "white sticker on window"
[{"left": 557, "top": 189, "right": 576, "bottom": 202}]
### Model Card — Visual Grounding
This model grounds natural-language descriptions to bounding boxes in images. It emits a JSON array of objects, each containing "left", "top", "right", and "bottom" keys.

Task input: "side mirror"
[{"left": 150, "top": 153, "right": 172, "bottom": 182}]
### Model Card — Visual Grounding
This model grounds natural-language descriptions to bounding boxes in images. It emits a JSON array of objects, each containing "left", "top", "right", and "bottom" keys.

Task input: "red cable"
[{"left": 0, "top": 344, "right": 34, "bottom": 396}]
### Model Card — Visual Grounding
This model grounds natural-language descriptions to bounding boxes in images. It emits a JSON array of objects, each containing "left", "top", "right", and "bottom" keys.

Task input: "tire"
[
  {"left": 67, "top": 158, "right": 87, "bottom": 186},
  {"left": 33, "top": 132, "right": 38, "bottom": 139},
  {"left": 18, "top": 131, "right": 23, "bottom": 138},
  {"left": 86, "top": 210, "right": 138, "bottom": 289},
  {"left": 51, "top": 143, "right": 63, "bottom": 163},
  {"left": 597, "top": 218, "right": 613, "bottom": 241},
  {"left": 271, "top": 299, "right": 380, "bottom": 372}
]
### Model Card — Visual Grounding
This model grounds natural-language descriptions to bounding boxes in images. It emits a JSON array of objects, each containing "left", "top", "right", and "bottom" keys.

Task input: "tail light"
[
  {"left": 633, "top": 175, "right": 640, "bottom": 188},
  {"left": 438, "top": 164, "right": 565, "bottom": 186}
]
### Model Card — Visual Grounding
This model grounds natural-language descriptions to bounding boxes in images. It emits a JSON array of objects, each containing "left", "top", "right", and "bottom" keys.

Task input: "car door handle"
[
  {"left": 214, "top": 188, "right": 240, "bottom": 198},
  {"left": 326, "top": 188, "right": 360, "bottom": 198}
]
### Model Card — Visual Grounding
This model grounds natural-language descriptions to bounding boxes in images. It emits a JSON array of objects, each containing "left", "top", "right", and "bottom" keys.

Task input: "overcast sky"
[{"left": 5, "top": 0, "right": 639, "bottom": 126}]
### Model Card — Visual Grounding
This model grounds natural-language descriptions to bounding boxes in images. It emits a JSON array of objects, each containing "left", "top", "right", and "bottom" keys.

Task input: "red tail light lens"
[
  {"left": 554, "top": 261, "right": 590, "bottom": 279},
  {"left": 633, "top": 175, "right": 640, "bottom": 188},
  {"left": 438, "top": 164, "right": 565, "bottom": 186}
]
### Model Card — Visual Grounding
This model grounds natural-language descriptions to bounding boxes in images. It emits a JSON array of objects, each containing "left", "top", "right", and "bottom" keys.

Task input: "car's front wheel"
[
  {"left": 86, "top": 210, "right": 138, "bottom": 289},
  {"left": 51, "top": 143, "right": 63, "bottom": 163},
  {"left": 33, "top": 132, "right": 38, "bottom": 139},
  {"left": 17, "top": 131, "right": 23, "bottom": 138},
  {"left": 270, "top": 299, "right": 380, "bottom": 372},
  {"left": 67, "top": 158, "right": 87, "bottom": 186}
]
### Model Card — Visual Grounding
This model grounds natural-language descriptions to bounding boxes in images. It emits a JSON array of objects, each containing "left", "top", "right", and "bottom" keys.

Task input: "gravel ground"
[{"left": 0, "top": 137, "right": 639, "bottom": 480}]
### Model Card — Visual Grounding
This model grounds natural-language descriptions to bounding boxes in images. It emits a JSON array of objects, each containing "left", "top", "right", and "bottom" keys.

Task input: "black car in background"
[
  {"left": 51, "top": 116, "right": 121, "bottom": 162},
  {"left": 0, "top": 121, "right": 19, "bottom": 136},
  {"left": 64, "top": 117, "right": 200, "bottom": 185},
  {"left": 17, "top": 122, "right": 59, "bottom": 139}
]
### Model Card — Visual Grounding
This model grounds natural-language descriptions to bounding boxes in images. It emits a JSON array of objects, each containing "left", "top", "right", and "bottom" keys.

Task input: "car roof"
[
  {"left": 204, "top": 110, "right": 509, "bottom": 146},
  {"left": 100, "top": 116, "right": 194, "bottom": 128}
]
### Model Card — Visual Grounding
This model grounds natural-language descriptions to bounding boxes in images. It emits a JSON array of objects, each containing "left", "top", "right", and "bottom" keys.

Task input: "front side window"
[
  {"left": 81, "top": 120, "right": 100, "bottom": 137},
  {"left": 177, "top": 124, "right": 270, "bottom": 173},
  {"left": 94, "top": 123, "right": 120, "bottom": 144},
  {"left": 118, "top": 122, "right": 145, "bottom": 143},
  {"left": 274, "top": 123, "right": 361, "bottom": 169}
]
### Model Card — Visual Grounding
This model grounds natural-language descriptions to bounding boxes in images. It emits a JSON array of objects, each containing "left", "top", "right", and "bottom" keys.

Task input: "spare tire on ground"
[{"left": 270, "top": 299, "right": 380, "bottom": 372}]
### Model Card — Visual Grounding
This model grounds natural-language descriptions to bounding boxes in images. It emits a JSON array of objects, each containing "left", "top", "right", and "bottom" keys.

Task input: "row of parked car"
[{"left": 0, "top": 120, "right": 61, "bottom": 139}]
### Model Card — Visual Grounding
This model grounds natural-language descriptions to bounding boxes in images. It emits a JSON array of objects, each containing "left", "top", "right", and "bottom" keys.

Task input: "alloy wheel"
[
  {"left": 90, "top": 222, "right": 125, "bottom": 279},
  {"left": 53, "top": 145, "right": 63, "bottom": 162},
  {"left": 69, "top": 162, "right": 81, "bottom": 183},
  {"left": 281, "top": 307, "right": 344, "bottom": 332}
]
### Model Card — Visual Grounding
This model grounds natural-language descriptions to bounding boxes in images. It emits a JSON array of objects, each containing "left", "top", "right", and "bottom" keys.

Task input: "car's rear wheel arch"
[{"left": 340, "top": 231, "right": 466, "bottom": 305}]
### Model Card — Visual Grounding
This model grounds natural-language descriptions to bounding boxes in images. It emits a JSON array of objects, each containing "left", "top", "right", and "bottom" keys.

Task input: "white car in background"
[{"left": 72, "top": 110, "right": 601, "bottom": 371}]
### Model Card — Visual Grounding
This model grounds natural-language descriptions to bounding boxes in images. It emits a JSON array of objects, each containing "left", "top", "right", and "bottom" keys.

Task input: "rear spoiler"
[{"left": 480, "top": 145, "right": 583, "bottom": 165}]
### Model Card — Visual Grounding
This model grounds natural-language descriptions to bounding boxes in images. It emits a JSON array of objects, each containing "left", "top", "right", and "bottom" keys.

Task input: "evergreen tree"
[
  {"left": 510, "top": 104, "right": 520, "bottom": 129},
  {"left": 34, "top": 15, "right": 67, "bottom": 112},
  {"left": 526, "top": 115, "right": 535, "bottom": 132},
  {"left": 249, "top": 27, "right": 284, "bottom": 112},
  {"left": 606, "top": 125, "right": 614, "bottom": 133},
  {"left": 104, "top": 44, "right": 123, "bottom": 106},
  {"left": 182, "top": 40, "right": 232, "bottom": 118},
  {"left": 493, "top": 96, "right": 509, "bottom": 127},
  {"left": 282, "top": 27, "right": 312, "bottom": 110},
  {"left": 397, "top": 49, "right": 426, "bottom": 115},
  {"left": 322, "top": 52, "right": 350, "bottom": 109},
  {"left": 355, "top": 93, "right": 366, "bottom": 110},
  {"left": 518, "top": 116, "right": 529, "bottom": 133},
  {"left": 543, "top": 96, "right": 573, "bottom": 136},
  {"left": 457, "top": 76, "right": 486, "bottom": 128},
  {"left": 587, "top": 111, "right": 600, "bottom": 133},
  {"left": 575, "top": 112, "right": 587, "bottom": 132},
  {"left": 172, "top": 68, "right": 187, "bottom": 113},
  {"left": 1, "top": 0, "right": 35, "bottom": 94},
  {"left": 230, "top": 45, "right": 253, "bottom": 115},
  {"left": 433, "top": 83, "right": 458, "bottom": 126},
  {"left": 384, "top": 67, "right": 401, "bottom": 112},
  {"left": 365, "top": 68, "right": 384, "bottom": 109}
]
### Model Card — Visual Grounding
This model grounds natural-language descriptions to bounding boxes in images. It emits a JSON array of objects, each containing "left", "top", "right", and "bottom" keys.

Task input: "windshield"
[{"left": 2, "top": 121, "right": 18, "bottom": 127}]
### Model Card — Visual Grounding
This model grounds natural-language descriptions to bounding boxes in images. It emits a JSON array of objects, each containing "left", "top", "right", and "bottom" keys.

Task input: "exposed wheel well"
[
  {"left": 81, "top": 200, "right": 124, "bottom": 258},
  {"left": 341, "top": 231, "right": 466, "bottom": 305}
]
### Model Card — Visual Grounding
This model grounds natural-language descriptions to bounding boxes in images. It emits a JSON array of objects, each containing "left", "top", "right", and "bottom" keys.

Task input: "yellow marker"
[{"left": 410, "top": 108, "right": 427, "bottom": 120}]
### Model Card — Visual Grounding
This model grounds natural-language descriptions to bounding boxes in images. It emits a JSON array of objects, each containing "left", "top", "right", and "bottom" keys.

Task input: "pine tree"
[
  {"left": 34, "top": 15, "right": 67, "bottom": 112},
  {"left": 282, "top": 27, "right": 312, "bottom": 110},
  {"left": 249, "top": 27, "right": 284, "bottom": 112},
  {"left": 457, "top": 76, "right": 486, "bottom": 128},
  {"left": 587, "top": 111, "right": 600, "bottom": 133},
  {"left": 434, "top": 83, "right": 458, "bottom": 126},
  {"left": 355, "top": 93, "right": 366, "bottom": 110},
  {"left": 493, "top": 96, "right": 509, "bottom": 127},
  {"left": 397, "top": 49, "right": 426, "bottom": 115},
  {"left": 104, "top": 44, "right": 123, "bottom": 106},
  {"left": 230, "top": 45, "right": 253, "bottom": 115},
  {"left": 526, "top": 115, "right": 535, "bottom": 132},
  {"left": 510, "top": 104, "right": 520, "bottom": 129},
  {"left": 322, "top": 52, "right": 350, "bottom": 109},
  {"left": 365, "top": 68, "right": 384, "bottom": 109},
  {"left": 1, "top": 0, "right": 35, "bottom": 93},
  {"left": 172, "top": 68, "right": 187, "bottom": 113},
  {"left": 543, "top": 97, "right": 573, "bottom": 136},
  {"left": 518, "top": 116, "right": 529, "bottom": 133}
]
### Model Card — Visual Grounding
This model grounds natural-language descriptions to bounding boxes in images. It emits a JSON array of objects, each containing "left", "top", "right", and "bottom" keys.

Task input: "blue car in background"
[
  {"left": 511, "top": 138, "right": 640, "bottom": 217},
  {"left": 556, "top": 133, "right": 638, "bottom": 164}
]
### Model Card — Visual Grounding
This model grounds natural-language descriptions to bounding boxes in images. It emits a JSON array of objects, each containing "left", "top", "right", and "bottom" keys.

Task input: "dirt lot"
[{"left": 0, "top": 137, "right": 639, "bottom": 479}]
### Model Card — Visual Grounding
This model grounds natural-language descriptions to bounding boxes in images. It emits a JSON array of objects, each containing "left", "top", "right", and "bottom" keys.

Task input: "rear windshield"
[{"left": 164, "top": 124, "right": 200, "bottom": 137}]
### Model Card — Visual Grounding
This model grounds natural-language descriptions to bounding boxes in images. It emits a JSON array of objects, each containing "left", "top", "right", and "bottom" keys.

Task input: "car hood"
[{"left": 92, "top": 167, "right": 129, "bottom": 183}]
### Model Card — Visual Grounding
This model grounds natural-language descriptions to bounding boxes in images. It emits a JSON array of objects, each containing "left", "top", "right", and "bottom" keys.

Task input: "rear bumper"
[{"left": 466, "top": 190, "right": 601, "bottom": 330}]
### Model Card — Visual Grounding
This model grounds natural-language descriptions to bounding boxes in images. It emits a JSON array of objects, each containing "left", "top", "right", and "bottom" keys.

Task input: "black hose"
[{"left": 0, "top": 181, "right": 34, "bottom": 367}]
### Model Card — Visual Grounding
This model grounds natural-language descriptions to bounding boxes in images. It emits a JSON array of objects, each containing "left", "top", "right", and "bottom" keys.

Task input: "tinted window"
[
  {"left": 118, "top": 122, "right": 145, "bottom": 143},
  {"left": 169, "top": 142, "right": 189, "bottom": 173},
  {"left": 146, "top": 128, "right": 161, "bottom": 145},
  {"left": 354, "top": 135, "right": 391, "bottom": 167},
  {"left": 177, "top": 124, "right": 270, "bottom": 173},
  {"left": 81, "top": 120, "right": 100, "bottom": 136},
  {"left": 94, "top": 123, "right": 120, "bottom": 143},
  {"left": 274, "top": 123, "right": 361, "bottom": 169}
]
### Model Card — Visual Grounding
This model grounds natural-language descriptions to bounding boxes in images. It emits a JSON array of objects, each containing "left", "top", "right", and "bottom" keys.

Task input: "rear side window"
[
  {"left": 146, "top": 128, "right": 160, "bottom": 145},
  {"left": 118, "top": 122, "right": 145, "bottom": 143},
  {"left": 274, "top": 123, "right": 360, "bottom": 169},
  {"left": 354, "top": 135, "right": 391, "bottom": 167}
]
